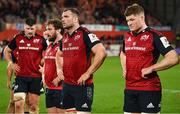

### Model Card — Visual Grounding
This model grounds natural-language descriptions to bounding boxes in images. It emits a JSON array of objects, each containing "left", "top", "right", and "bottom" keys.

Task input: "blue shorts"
[
  {"left": 62, "top": 83, "right": 94, "bottom": 112},
  {"left": 45, "top": 88, "right": 63, "bottom": 108},
  {"left": 14, "top": 76, "right": 42, "bottom": 95},
  {"left": 124, "top": 89, "right": 161, "bottom": 113}
]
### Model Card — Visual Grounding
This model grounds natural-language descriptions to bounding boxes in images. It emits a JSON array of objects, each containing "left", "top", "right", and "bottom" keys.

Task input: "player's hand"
[
  {"left": 12, "top": 63, "right": 20, "bottom": 74},
  {"left": 77, "top": 71, "right": 91, "bottom": 85},
  {"left": 39, "top": 65, "right": 44, "bottom": 73},
  {"left": 7, "top": 80, "right": 11, "bottom": 89},
  {"left": 57, "top": 69, "right": 64, "bottom": 81},
  {"left": 141, "top": 67, "right": 153, "bottom": 78},
  {"left": 52, "top": 77, "right": 60, "bottom": 87}
]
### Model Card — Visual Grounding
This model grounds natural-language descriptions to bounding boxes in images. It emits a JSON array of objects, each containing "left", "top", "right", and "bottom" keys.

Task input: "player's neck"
[
  {"left": 136, "top": 24, "right": 147, "bottom": 33},
  {"left": 68, "top": 24, "right": 80, "bottom": 35}
]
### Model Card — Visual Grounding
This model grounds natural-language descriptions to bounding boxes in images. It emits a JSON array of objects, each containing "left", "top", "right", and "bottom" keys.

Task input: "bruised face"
[
  {"left": 24, "top": 24, "right": 36, "bottom": 38},
  {"left": 126, "top": 14, "right": 144, "bottom": 32},
  {"left": 61, "top": 10, "right": 78, "bottom": 29}
]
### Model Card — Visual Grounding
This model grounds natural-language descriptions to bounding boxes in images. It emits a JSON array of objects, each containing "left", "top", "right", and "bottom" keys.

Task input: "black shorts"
[
  {"left": 62, "top": 83, "right": 94, "bottom": 112},
  {"left": 45, "top": 88, "right": 63, "bottom": 108},
  {"left": 14, "top": 76, "right": 42, "bottom": 95},
  {"left": 124, "top": 89, "right": 161, "bottom": 113}
]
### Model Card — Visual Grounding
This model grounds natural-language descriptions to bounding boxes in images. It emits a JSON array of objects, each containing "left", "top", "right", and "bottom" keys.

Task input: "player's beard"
[
  {"left": 48, "top": 37, "right": 56, "bottom": 42},
  {"left": 48, "top": 33, "right": 57, "bottom": 42}
]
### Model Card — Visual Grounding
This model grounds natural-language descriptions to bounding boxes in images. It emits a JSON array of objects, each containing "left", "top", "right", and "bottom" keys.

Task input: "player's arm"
[
  {"left": 52, "top": 49, "right": 64, "bottom": 86},
  {"left": 6, "top": 61, "right": 13, "bottom": 89},
  {"left": 56, "top": 47, "right": 64, "bottom": 79},
  {"left": 4, "top": 46, "right": 13, "bottom": 64},
  {"left": 4, "top": 39, "right": 20, "bottom": 73},
  {"left": 87, "top": 43, "right": 107, "bottom": 74},
  {"left": 142, "top": 36, "right": 179, "bottom": 78},
  {"left": 78, "top": 33, "right": 107, "bottom": 85},
  {"left": 119, "top": 40, "right": 126, "bottom": 78},
  {"left": 142, "top": 50, "right": 179, "bottom": 77},
  {"left": 120, "top": 51, "right": 126, "bottom": 78},
  {"left": 4, "top": 46, "right": 20, "bottom": 73}
]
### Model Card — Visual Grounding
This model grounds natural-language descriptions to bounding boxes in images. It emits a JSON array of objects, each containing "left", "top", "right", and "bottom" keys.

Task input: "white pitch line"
[{"left": 163, "top": 89, "right": 180, "bottom": 93}]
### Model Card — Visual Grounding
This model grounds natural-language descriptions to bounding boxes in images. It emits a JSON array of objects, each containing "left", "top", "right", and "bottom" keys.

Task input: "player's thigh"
[
  {"left": 62, "top": 83, "right": 76, "bottom": 109},
  {"left": 45, "top": 88, "right": 63, "bottom": 109},
  {"left": 123, "top": 90, "right": 141, "bottom": 113},
  {"left": 28, "top": 93, "right": 40, "bottom": 105},
  {"left": 14, "top": 77, "right": 28, "bottom": 93},
  {"left": 139, "top": 91, "right": 161, "bottom": 113},
  {"left": 74, "top": 84, "right": 94, "bottom": 112},
  {"left": 29, "top": 77, "right": 42, "bottom": 95}
]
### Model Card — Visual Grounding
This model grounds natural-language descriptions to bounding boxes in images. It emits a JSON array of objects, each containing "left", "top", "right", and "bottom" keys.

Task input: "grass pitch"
[{"left": 0, "top": 56, "right": 180, "bottom": 113}]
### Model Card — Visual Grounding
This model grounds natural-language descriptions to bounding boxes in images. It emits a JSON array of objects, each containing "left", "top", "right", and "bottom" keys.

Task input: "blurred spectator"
[{"left": 0, "top": 0, "right": 161, "bottom": 26}]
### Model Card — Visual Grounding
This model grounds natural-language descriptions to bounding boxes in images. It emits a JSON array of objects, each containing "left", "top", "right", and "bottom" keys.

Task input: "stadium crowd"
[{"left": 0, "top": 0, "right": 160, "bottom": 25}]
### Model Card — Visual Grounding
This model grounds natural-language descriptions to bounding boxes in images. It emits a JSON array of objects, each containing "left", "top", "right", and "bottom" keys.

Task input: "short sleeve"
[
  {"left": 59, "top": 40, "right": 62, "bottom": 51},
  {"left": 120, "top": 37, "right": 125, "bottom": 53},
  {"left": 8, "top": 38, "right": 17, "bottom": 50},
  {"left": 153, "top": 34, "right": 173, "bottom": 56},
  {"left": 42, "top": 38, "right": 47, "bottom": 50},
  {"left": 83, "top": 32, "right": 101, "bottom": 49}
]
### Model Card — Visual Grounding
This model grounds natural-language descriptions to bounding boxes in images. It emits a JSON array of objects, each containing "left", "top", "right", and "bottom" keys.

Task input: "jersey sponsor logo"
[
  {"left": 88, "top": 33, "right": 99, "bottom": 43},
  {"left": 81, "top": 103, "right": 88, "bottom": 108},
  {"left": 125, "top": 46, "right": 146, "bottom": 51},
  {"left": 140, "top": 35, "right": 149, "bottom": 41},
  {"left": 33, "top": 39, "right": 40, "bottom": 43},
  {"left": 20, "top": 39, "right": 25, "bottom": 43},
  {"left": 19, "top": 46, "right": 39, "bottom": 50},
  {"left": 160, "top": 37, "right": 170, "bottom": 48},
  {"left": 63, "top": 46, "right": 79, "bottom": 51},
  {"left": 147, "top": 102, "right": 155, "bottom": 108}
]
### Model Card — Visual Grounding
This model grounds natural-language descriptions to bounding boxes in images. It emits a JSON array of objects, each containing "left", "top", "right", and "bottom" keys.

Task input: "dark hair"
[
  {"left": 124, "top": 3, "right": 144, "bottom": 17},
  {"left": 25, "top": 18, "right": 36, "bottom": 26},
  {"left": 47, "top": 19, "right": 63, "bottom": 30},
  {"left": 62, "top": 8, "right": 80, "bottom": 17},
  {"left": 47, "top": 19, "right": 64, "bottom": 34}
]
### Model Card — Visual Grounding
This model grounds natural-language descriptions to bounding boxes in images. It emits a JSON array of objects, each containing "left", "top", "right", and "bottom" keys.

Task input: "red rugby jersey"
[
  {"left": 61, "top": 27, "right": 100, "bottom": 85},
  {"left": 8, "top": 31, "right": 47, "bottom": 78},
  {"left": 44, "top": 42, "right": 62, "bottom": 90},
  {"left": 123, "top": 27, "right": 173, "bottom": 91}
]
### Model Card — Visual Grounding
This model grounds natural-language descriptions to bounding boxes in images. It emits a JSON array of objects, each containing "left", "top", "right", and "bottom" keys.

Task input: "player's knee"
[
  {"left": 29, "top": 103, "right": 39, "bottom": 114},
  {"left": 14, "top": 93, "right": 26, "bottom": 109},
  {"left": 14, "top": 92, "right": 26, "bottom": 102},
  {"left": 29, "top": 106, "right": 39, "bottom": 114}
]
